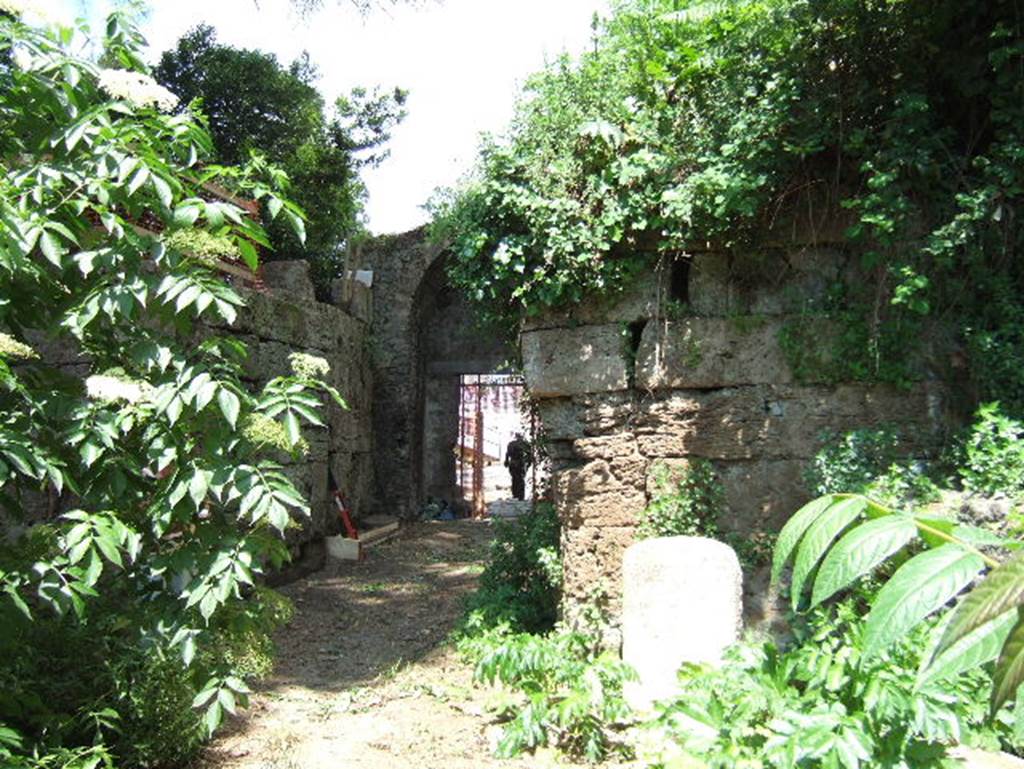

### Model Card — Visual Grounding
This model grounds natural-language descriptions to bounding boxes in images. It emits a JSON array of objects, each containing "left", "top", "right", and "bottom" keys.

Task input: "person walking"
[{"left": 504, "top": 432, "right": 532, "bottom": 500}]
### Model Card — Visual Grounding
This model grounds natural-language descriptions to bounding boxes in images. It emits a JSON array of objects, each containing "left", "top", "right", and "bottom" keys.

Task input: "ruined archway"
[{"left": 364, "top": 230, "right": 517, "bottom": 518}]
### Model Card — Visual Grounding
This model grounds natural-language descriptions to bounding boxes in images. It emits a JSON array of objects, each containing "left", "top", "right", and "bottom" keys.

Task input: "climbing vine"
[{"left": 433, "top": 0, "right": 1024, "bottom": 398}]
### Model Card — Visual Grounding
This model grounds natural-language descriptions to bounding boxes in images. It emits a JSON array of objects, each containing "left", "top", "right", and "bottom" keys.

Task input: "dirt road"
[{"left": 197, "top": 521, "right": 581, "bottom": 769}]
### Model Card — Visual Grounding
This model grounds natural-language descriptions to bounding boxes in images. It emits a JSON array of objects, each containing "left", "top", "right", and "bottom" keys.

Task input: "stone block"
[
  {"left": 687, "top": 250, "right": 847, "bottom": 317},
  {"left": 636, "top": 317, "right": 838, "bottom": 390},
  {"left": 522, "top": 272, "right": 660, "bottom": 330},
  {"left": 573, "top": 434, "right": 640, "bottom": 460},
  {"left": 561, "top": 524, "right": 635, "bottom": 605},
  {"left": 717, "top": 459, "right": 809, "bottom": 533},
  {"left": 330, "top": 278, "right": 373, "bottom": 324},
  {"left": 575, "top": 392, "right": 638, "bottom": 435},
  {"left": 554, "top": 460, "right": 647, "bottom": 527},
  {"left": 262, "top": 260, "right": 315, "bottom": 302},
  {"left": 634, "top": 383, "right": 947, "bottom": 461},
  {"left": 622, "top": 537, "right": 742, "bottom": 708},
  {"left": 536, "top": 399, "right": 583, "bottom": 441},
  {"left": 521, "top": 324, "right": 629, "bottom": 398}
]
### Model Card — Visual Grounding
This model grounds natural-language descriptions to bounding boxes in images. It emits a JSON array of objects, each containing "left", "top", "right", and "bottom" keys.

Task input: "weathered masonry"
[
  {"left": 519, "top": 246, "right": 960, "bottom": 606},
  {"left": 361, "top": 230, "right": 514, "bottom": 519}
]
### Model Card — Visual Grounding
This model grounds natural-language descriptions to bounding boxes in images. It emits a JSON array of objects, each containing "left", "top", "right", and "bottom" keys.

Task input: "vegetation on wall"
[
  {"left": 432, "top": 0, "right": 1024, "bottom": 397},
  {"left": 155, "top": 25, "right": 407, "bottom": 296},
  {"left": 0, "top": 8, "right": 341, "bottom": 766}
]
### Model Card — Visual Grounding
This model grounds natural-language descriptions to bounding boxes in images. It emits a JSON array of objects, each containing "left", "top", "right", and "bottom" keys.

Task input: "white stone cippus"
[{"left": 622, "top": 536, "right": 743, "bottom": 710}]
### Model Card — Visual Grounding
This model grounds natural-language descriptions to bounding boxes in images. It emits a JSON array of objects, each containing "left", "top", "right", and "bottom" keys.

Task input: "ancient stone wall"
[
  {"left": 522, "top": 248, "right": 959, "bottom": 606},
  {"left": 232, "top": 261, "right": 375, "bottom": 550}
]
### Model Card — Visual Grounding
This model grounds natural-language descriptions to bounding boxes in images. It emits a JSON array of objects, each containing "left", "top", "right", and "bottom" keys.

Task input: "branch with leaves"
[{"left": 773, "top": 493, "right": 1024, "bottom": 711}]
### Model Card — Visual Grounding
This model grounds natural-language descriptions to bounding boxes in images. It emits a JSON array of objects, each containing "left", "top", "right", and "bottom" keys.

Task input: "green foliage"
[
  {"left": 462, "top": 502, "right": 562, "bottom": 635},
  {"left": 804, "top": 426, "right": 941, "bottom": 511},
  {"left": 434, "top": 0, "right": 1024, "bottom": 397},
  {"left": 803, "top": 427, "right": 900, "bottom": 497},
  {"left": 648, "top": 590, "right": 1021, "bottom": 769},
  {"left": 466, "top": 626, "right": 636, "bottom": 762},
  {"left": 0, "top": 9, "right": 343, "bottom": 765},
  {"left": 636, "top": 460, "right": 723, "bottom": 540},
  {"left": 773, "top": 491, "right": 1024, "bottom": 712},
  {"left": 154, "top": 25, "right": 406, "bottom": 296},
  {"left": 958, "top": 402, "right": 1024, "bottom": 497}
]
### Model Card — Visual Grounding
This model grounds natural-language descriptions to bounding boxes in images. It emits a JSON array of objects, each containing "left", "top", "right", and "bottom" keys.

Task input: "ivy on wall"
[{"left": 432, "top": 0, "right": 1024, "bottom": 399}]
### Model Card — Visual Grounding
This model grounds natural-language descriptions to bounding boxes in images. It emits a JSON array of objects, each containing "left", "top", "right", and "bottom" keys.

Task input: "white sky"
[{"left": 47, "top": 0, "right": 609, "bottom": 234}]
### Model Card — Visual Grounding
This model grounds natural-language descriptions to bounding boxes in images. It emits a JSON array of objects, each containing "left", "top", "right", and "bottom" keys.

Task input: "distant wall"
[{"left": 522, "top": 247, "right": 959, "bottom": 607}]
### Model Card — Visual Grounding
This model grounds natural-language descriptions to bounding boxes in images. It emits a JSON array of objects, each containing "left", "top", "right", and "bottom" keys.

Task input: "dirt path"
[{"left": 197, "top": 521, "right": 595, "bottom": 769}]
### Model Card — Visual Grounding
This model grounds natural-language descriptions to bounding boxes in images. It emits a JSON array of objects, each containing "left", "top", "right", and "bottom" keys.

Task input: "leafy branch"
[{"left": 773, "top": 492, "right": 1024, "bottom": 711}]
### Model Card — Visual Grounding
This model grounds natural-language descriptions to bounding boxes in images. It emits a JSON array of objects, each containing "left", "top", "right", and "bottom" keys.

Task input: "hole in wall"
[
  {"left": 670, "top": 257, "right": 691, "bottom": 304},
  {"left": 625, "top": 319, "right": 647, "bottom": 389}
]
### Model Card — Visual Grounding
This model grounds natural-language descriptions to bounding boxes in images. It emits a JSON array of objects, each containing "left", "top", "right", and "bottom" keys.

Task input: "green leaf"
[
  {"left": 237, "top": 239, "right": 258, "bottom": 271},
  {"left": 935, "top": 550, "right": 1024, "bottom": 659},
  {"left": 128, "top": 165, "right": 150, "bottom": 196},
  {"left": 283, "top": 411, "right": 301, "bottom": 447},
  {"left": 994, "top": 610, "right": 1024, "bottom": 712},
  {"left": 39, "top": 231, "right": 65, "bottom": 267},
  {"left": 217, "top": 388, "right": 240, "bottom": 429},
  {"left": 772, "top": 494, "right": 837, "bottom": 585},
  {"left": 864, "top": 544, "right": 986, "bottom": 658},
  {"left": 811, "top": 515, "right": 918, "bottom": 607},
  {"left": 919, "top": 611, "right": 1016, "bottom": 688},
  {"left": 790, "top": 496, "right": 866, "bottom": 608},
  {"left": 151, "top": 175, "right": 173, "bottom": 208},
  {"left": 203, "top": 701, "right": 222, "bottom": 735}
]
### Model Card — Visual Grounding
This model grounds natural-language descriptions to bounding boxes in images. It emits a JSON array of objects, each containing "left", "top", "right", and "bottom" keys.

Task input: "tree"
[
  {"left": 0, "top": 7, "right": 341, "bottom": 765},
  {"left": 154, "top": 25, "right": 406, "bottom": 296}
]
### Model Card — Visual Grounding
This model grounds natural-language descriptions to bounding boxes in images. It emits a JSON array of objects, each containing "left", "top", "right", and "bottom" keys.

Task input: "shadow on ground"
[{"left": 268, "top": 520, "right": 491, "bottom": 693}]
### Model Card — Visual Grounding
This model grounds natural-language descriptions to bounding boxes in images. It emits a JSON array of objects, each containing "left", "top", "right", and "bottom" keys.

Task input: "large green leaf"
[
  {"left": 772, "top": 494, "right": 837, "bottom": 585},
  {"left": 993, "top": 610, "right": 1024, "bottom": 712},
  {"left": 864, "top": 544, "right": 986, "bottom": 658},
  {"left": 935, "top": 550, "right": 1024, "bottom": 659},
  {"left": 790, "top": 496, "right": 866, "bottom": 609},
  {"left": 918, "top": 611, "right": 1016, "bottom": 688},
  {"left": 811, "top": 514, "right": 918, "bottom": 607}
]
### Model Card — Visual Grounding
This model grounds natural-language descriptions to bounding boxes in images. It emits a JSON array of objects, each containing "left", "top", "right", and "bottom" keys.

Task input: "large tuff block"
[
  {"left": 634, "top": 382, "right": 947, "bottom": 460},
  {"left": 561, "top": 524, "right": 636, "bottom": 605},
  {"left": 521, "top": 324, "right": 629, "bottom": 398},
  {"left": 636, "top": 317, "right": 830, "bottom": 389}
]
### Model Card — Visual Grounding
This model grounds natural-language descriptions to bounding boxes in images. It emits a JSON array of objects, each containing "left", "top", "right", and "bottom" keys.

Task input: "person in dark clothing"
[{"left": 504, "top": 432, "right": 532, "bottom": 500}]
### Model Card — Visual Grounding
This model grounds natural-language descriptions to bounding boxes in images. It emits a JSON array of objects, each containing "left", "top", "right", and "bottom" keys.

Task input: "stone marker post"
[{"left": 622, "top": 536, "right": 743, "bottom": 709}]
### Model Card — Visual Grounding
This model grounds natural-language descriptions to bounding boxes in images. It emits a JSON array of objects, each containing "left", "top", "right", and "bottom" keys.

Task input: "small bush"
[
  {"left": 958, "top": 402, "right": 1024, "bottom": 497},
  {"left": 475, "top": 628, "right": 635, "bottom": 762},
  {"left": 462, "top": 502, "right": 562, "bottom": 635},
  {"left": 636, "top": 460, "right": 724, "bottom": 540},
  {"left": 804, "top": 427, "right": 900, "bottom": 497},
  {"left": 647, "top": 588, "right": 1022, "bottom": 769}
]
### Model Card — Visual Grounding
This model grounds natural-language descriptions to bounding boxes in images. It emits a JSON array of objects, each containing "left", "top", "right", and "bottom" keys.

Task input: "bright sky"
[{"left": 47, "top": 0, "right": 609, "bottom": 234}]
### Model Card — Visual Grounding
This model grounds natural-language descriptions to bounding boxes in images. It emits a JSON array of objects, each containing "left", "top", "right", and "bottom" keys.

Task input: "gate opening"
[{"left": 457, "top": 374, "right": 542, "bottom": 516}]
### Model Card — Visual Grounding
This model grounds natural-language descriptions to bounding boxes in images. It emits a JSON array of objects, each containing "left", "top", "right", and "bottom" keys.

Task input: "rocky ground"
[{"left": 196, "top": 520, "right": 625, "bottom": 769}]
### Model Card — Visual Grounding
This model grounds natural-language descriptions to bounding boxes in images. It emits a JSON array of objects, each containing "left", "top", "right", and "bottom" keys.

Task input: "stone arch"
[{"left": 365, "top": 229, "right": 513, "bottom": 517}]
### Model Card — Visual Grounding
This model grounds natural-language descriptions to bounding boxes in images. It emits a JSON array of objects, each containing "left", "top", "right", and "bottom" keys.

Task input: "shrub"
[
  {"left": 0, "top": 8, "right": 336, "bottom": 765},
  {"left": 958, "top": 402, "right": 1024, "bottom": 497},
  {"left": 804, "top": 427, "right": 901, "bottom": 497},
  {"left": 636, "top": 460, "right": 724, "bottom": 540},
  {"left": 469, "top": 626, "right": 636, "bottom": 763},
  {"left": 648, "top": 590, "right": 1020, "bottom": 769},
  {"left": 461, "top": 502, "right": 562, "bottom": 635}
]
